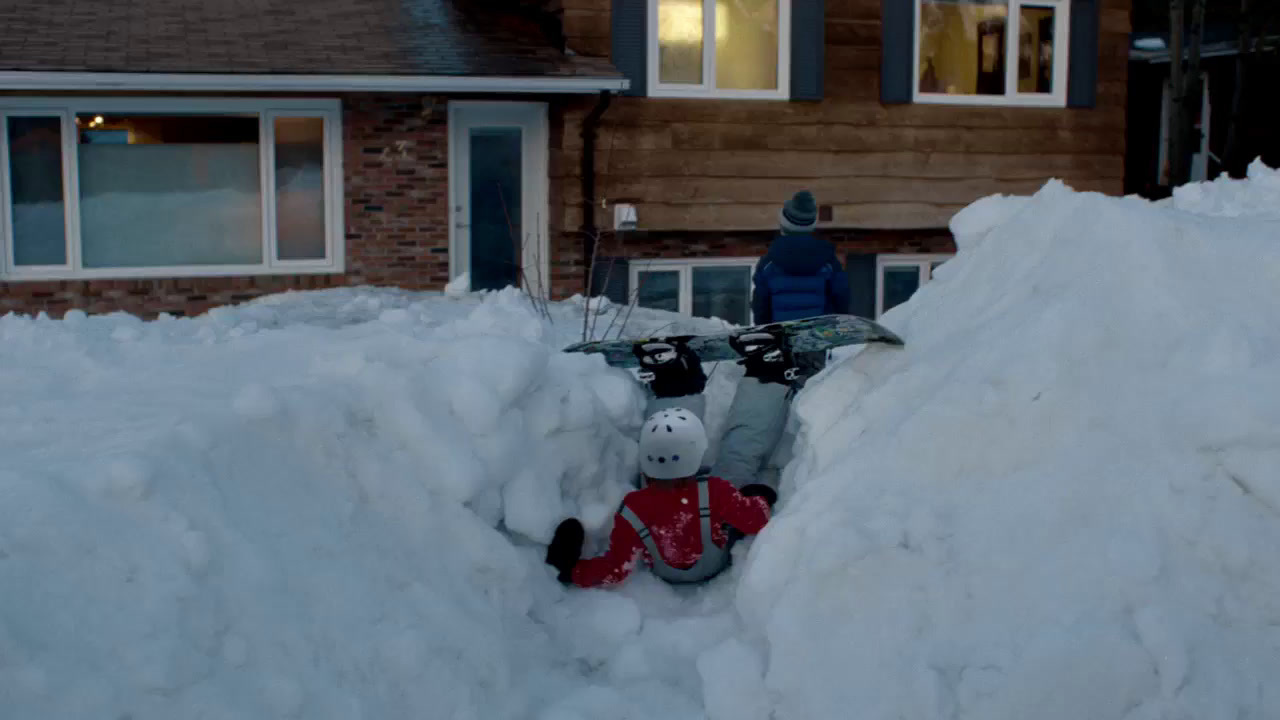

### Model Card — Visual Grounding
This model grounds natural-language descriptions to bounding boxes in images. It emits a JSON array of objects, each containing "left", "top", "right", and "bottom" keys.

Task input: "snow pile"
[
  {"left": 1164, "top": 158, "right": 1280, "bottom": 218},
  {"left": 740, "top": 168, "right": 1280, "bottom": 719},
  {"left": 9, "top": 161, "right": 1280, "bottom": 720},
  {"left": 0, "top": 288, "right": 742, "bottom": 719}
]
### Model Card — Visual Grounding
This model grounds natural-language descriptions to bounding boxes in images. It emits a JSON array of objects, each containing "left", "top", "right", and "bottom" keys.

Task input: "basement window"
[
  {"left": 631, "top": 257, "right": 757, "bottom": 326},
  {"left": 877, "top": 253, "right": 953, "bottom": 317}
]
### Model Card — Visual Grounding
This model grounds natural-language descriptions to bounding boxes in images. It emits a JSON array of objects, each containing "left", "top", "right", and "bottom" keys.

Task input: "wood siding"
[{"left": 554, "top": 0, "right": 1130, "bottom": 235}]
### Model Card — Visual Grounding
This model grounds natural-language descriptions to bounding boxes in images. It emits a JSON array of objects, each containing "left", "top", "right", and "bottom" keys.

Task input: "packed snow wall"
[
  {"left": 0, "top": 288, "right": 740, "bottom": 719},
  {"left": 737, "top": 161, "right": 1280, "bottom": 719}
]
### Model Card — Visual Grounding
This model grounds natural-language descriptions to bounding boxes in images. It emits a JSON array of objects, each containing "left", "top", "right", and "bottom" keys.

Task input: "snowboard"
[{"left": 562, "top": 314, "right": 904, "bottom": 369}]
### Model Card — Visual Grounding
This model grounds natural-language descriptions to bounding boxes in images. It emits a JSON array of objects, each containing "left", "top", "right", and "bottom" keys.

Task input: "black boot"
[
  {"left": 730, "top": 331, "right": 798, "bottom": 386},
  {"left": 634, "top": 340, "right": 707, "bottom": 399}
]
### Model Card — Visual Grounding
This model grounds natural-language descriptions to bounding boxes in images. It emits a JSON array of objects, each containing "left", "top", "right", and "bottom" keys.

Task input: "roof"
[{"left": 0, "top": 0, "right": 627, "bottom": 93}]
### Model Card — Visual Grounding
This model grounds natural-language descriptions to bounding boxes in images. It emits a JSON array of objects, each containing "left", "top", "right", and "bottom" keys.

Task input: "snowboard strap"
[{"left": 618, "top": 478, "right": 729, "bottom": 584}]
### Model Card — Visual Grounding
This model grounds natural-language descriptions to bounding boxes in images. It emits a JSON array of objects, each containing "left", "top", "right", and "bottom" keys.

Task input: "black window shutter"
[
  {"left": 790, "top": 0, "right": 825, "bottom": 101},
  {"left": 880, "top": 0, "right": 915, "bottom": 104},
  {"left": 1066, "top": 0, "right": 1100, "bottom": 108},
  {"left": 612, "top": 0, "right": 648, "bottom": 97},
  {"left": 846, "top": 253, "right": 877, "bottom": 319},
  {"left": 591, "top": 257, "right": 630, "bottom": 306}
]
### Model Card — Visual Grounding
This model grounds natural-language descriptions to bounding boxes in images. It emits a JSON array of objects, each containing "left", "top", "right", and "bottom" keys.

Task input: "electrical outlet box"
[{"left": 614, "top": 203, "right": 638, "bottom": 230}]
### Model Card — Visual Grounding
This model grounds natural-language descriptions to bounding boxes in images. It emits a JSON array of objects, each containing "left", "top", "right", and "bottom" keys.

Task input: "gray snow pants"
[
  {"left": 711, "top": 350, "right": 827, "bottom": 490},
  {"left": 710, "top": 378, "right": 794, "bottom": 491}
]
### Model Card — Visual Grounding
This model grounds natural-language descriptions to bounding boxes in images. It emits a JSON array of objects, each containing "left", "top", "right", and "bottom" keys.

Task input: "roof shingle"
[{"left": 0, "top": 0, "right": 622, "bottom": 80}]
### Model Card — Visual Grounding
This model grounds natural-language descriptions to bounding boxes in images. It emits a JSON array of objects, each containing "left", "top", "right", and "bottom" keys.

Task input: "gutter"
[
  {"left": 1130, "top": 36, "right": 1280, "bottom": 63},
  {"left": 0, "top": 71, "right": 629, "bottom": 94},
  {"left": 580, "top": 90, "right": 614, "bottom": 294}
]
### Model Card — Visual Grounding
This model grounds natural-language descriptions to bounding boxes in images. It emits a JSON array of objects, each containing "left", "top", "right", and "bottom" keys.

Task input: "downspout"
[{"left": 580, "top": 90, "right": 613, "bottom": 294}]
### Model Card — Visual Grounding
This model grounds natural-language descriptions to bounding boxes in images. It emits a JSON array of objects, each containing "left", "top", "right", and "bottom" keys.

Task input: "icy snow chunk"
[
  {"left": 948, "top": 191, "right": 1033, "bottom": 251},
  {"left": 502, "top": 466, "right": 564, "bottom": 543},
  {"left": 111, "top": 324, "right": 142, "bottom": 343},
  {"left": 378, "top": 307, "right": 411, "bottom": 324},
  {"left": 445, "top": 272, "right": 470, "bottom": 297},
  {"left": 232, "top": 383, "right": 279, "bottom": 418},
  {"left": 221, "top": 634, "right": 249, "bottom": 667},
  {"left": 262, "top": 673, "right": 304, "bottom": 717},
  {"left": 87, "top": 457, "right": 153, "bottom": 501},
  {"left": 697, "top": 637, "right": 770, "bottom": 720},
  {"left": 586, "top": 371, "right": 645, "bottom": 427}
]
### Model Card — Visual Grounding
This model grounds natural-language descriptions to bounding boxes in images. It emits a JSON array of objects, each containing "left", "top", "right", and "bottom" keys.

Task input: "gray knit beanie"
[{"left": 779, "top": 190, "right": 818, "bottom": 233}]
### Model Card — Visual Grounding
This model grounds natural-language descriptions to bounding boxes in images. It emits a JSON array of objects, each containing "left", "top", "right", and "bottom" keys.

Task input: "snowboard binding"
[
  {"left": 632, "top": 338, "right": 707, "bottom": 398},
  {"left": 729, "top": 330, "right": 799, "bottom": 384}
]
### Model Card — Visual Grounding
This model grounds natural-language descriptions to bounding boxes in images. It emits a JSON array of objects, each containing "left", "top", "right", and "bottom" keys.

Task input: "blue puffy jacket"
[{"left": 751, "top": 233, "right": 851, "bottom": 323}]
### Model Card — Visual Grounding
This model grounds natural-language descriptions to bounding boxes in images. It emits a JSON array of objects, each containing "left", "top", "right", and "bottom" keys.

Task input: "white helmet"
[{"left": 639, "top": 407, "right": 707, "bottom": 480}]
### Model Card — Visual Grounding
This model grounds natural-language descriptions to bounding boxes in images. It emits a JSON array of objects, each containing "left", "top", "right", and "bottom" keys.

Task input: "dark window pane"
[
  {"left": 76, "top": 113, "right": 262, "bottom": 268},
  {"left": 882, "top": 266, "right": 921, "bottom": 314},
  {"left": 637, "top": 270, "right": 680, "bottom": 313},
  {"left": 274, "top": 117, "right": 326, "bottom": 261},
  {"left": 469, "top": 128, "right": 522, "bottom": 291},
  {"left": 7, "top": 116, "right": 66, "bottom": 265},
  {"left": 692, "top": 265, "right": 751, "bottom": 324}
]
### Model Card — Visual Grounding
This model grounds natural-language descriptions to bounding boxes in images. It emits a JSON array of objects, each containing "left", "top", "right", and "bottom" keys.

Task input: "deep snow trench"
[{"left": 4, "top": 161, "right": 1280, "bottom": 720}]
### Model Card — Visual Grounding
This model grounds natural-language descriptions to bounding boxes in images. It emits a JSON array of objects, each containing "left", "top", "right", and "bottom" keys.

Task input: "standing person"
[{"left": 712, "top": 190, "right": 850, "bottom": 491}]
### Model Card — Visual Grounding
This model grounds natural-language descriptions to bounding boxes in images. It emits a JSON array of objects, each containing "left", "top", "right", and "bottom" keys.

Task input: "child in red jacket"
[{"left": 546, "top": 407, "right": 776, "bottom": 588}]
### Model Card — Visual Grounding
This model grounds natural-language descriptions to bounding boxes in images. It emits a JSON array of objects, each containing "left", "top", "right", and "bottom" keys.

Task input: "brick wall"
[
  {"left": 0, "top": 93, "right": 450, "bottom": 319},
  {"left": 343, "top": 94, "right": 451, "bottom": 289}
]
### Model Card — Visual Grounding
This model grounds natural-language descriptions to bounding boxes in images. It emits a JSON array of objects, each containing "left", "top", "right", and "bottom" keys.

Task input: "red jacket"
[{"left": 571, "top": 476, "right": 771, "bottom": 588}]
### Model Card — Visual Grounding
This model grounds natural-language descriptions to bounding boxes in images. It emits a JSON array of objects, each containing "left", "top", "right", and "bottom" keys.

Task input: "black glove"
[
  {"left": 545, "top": 518, "right": 585, "bottom": 584},
  {"left": 740, "top": 484, "right": 778, "bottom": 508}
]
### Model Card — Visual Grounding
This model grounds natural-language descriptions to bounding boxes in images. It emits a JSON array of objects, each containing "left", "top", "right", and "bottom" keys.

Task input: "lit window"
[
  {"left": 0, "top": 98, "right": 342, "bottom": 280},
  {"left": 650, "top": 0, "right": 790, "bottom": 99},
  {"left": 631, "top": 257, "right": 756, "bottom": 325},
  {"left": 876, "top": 254, "right": 953, "bottom": 317},
  {"left": 915, "top": 0, "right": 1069, "bottom": 106}
]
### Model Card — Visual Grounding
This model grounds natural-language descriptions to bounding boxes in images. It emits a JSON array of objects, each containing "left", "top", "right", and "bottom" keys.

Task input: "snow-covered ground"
[{"left": 3, "top": 160, "right": 1280, "bottom": 719}]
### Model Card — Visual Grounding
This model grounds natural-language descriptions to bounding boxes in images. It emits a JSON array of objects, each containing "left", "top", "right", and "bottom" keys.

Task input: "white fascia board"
[{"left": 0, "top": 71, "right": 630, "bottom": 93}]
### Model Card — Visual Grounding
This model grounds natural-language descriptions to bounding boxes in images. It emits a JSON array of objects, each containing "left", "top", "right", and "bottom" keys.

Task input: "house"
[
  {"left": 0, "top": 0, "right": 626, "bottom": 317},
  {"left": 0, "top": 0, "right": 1130, "bottom": 323},
  {"left": 563, "top": 0, "right": 1132, "bottom": 323}
]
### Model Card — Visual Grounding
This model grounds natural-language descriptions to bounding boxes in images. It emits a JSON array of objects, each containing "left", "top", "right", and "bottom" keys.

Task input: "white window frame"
[
  {"left": 629, "top": 256, "right": 758, "bottom": 323},
  {"left": 647, "top": 0, "right": 792, "bottom": 100},
  {"left": 0, "top": 96, "right": 344, "bottom": 281},
  {"left": 876, "top": 253, "right": 953, "bottom": 318},
  {"left": 912, "top": 0, "right": 1071, "bottom": 107}
]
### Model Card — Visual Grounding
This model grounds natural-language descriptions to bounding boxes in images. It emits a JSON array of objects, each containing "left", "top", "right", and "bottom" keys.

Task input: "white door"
[{"left": 448, "top": 101, "right": 549, "bottom": 297}]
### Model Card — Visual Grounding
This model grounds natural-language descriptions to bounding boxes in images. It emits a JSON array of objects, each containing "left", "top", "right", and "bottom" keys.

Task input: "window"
[
  {"left": 876, "top": 254, "right": 953, "bottom": 317},
  {"left": 649, "top": 0, "right": 791, "bottom": 99},
  {"left": 0, "top": 98, "right": 342, "bottom": 280},
  {"left": 914, "top": 0, "right": 1069, "bottom": 106},
  {"left": 630, "top": 257, "right": 756, "bottom": 325}
]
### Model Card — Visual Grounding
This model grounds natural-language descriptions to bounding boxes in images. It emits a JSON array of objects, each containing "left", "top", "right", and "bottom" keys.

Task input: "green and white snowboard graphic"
[{"left": 563, "top": 314, "right": 904, "bottom": 368}]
